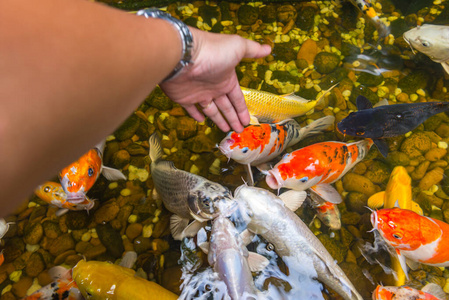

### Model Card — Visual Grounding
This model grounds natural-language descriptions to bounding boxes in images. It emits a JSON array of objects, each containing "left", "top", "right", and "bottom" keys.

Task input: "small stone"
[
  {"left": 96, "top": 223, "right": 124, "bottom": 258},
  {"left": 11, "top": 276, "right": 33, "bottom": 298},
  {"left": 24, "top": 252, "right": 45, "bottom": 277},
  {"left": 83, "top": 244, "right": 107, "bottom": 260},
  {"left": 42, "top": 221, "right": 61, "bottom": 239},
  {"left": 400, "top": 132, "right": 432, "bottom": 158},
  {"left": 314, "top": 52, "right": 341, "bottom": 74},
  {"left": 386, "top": 151, "right": 410, "bottom": 166},
  {"left": 297, "top": 39, "right": 318, "bottom": 66},
  {"left": 114, "top": 114, "right": 141, "bottom": 141},
  {"left": 411, "top": 161, "right": 430, "bottom": 181},
  {"left": 176, "top": 117, "right": 198, "bottom": 140},
  {"left": 23, "top": 222, "right": 43, "bottom": 245},
  {"left": 112, "top": 150, "right": 131, "bottom": 169},
  {"left": 65, "top": 211, "right": 89, "bottom": 230},
  {"left": 94, "top": 201, "right": 120, "bottom": 224},
  {"left": 425, "top": 148, "right": 447, "bottom": 161},
  {"left": 237, "top": 5, "right": 259, "bottom": 26},
  {"left": 346, "top": 192, "right": 369, "bottom": 214},
  {"left": 49, "top": 234, "right": 75, "bottom": 257},
  {"left": 133, "top": 236, "right": 152, "bottom": 254},
  {"left": 126, "top": 223, "right": 143, "bottom": 241},
  {"left": 419, "top": 167, "right": 444, "bottom": 190},
  {"left": 342, "top": 173, "right": 377, "bottom": 196}
]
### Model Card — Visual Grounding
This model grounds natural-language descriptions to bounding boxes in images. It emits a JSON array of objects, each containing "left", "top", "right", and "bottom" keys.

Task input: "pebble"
[
  {"left": 126, "top": 223, "right": 143, "bottom": 241},
  {"left": 419, "top": 167, "right": 444, "bottom": 190}
]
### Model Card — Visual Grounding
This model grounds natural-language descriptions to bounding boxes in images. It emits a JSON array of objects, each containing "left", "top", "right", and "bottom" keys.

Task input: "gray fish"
[
  {"left": 234, "top": 185, "right": 363, "bottom": 300},
  {"left": 403, "top": 24, "right": 449, "bottom": 74},
  {"left": 149, "top": 133, "right": 235, "bottom": 240},
  {"left": 199, "top": 215, "right": 267, "bottom": 300}
]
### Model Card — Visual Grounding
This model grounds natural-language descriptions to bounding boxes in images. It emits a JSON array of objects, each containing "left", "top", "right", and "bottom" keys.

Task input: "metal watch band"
[{"left": 137, "top": 8, "right": 194, "bottom": 82}]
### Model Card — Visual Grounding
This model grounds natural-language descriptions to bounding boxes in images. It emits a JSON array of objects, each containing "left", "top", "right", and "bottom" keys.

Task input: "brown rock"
[
  {"left": 49, "top": 233, "right": 75, "bottom": 256},
  {"left": 419, "top": 167, "right": 444, "bottom": 190},
  {"left": 23, "top": 222, "right": 43, "bottom": 245},
  {"left": 297, "top": 39, "right": 318, "bottom": 66},
  {"left": 83, "top": 244, "right": 107, "bottom": 260},
  {"left": 425, "top": 148, "right": 447, "bottom": 161},
  {"left": 24, "top": 252, "right": 45, "bottom": 277},
  {"left": 411, "top": 161, "right": 430, "bottom": 180},
  {"left": 342, "top": 173, "right": 377, "bottom": 196},
  {"left": 54, "top": 250, "right": 76, "bottom": 265},
  {"left": 126, "top": 223, "right": 143, "bottom": 241},
  {"left": 94, "top": 201, "right": 120, "bottom": 224},
  {"left": 11, "top": 276, "right": 33, "bottom": 298}
]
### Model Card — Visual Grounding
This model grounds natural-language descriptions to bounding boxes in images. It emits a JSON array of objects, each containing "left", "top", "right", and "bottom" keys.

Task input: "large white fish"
[
  {"left": 234, "top": 185, "right": 363, "bottom": 300},
  {"left": 403, "top": 24, "right": 449, "bottom": 74},
  {"left": 199, "top": 215, "right": 268, "bottom": 300}
]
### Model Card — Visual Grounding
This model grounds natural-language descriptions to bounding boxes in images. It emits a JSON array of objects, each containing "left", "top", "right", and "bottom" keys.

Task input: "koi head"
[
  {"left": 35, "top": 181, "right": 66, "bottom": 204},
  {"left": 59, "top": 149, "right": 102, "bottom": 203},
  {"left": 370, "top": 208, "right": 431, "bottom": 251},
  {"left": 372, "top": 285, "right": 395, "bottom": 300},
  {"left": 218, "top": 126, "right": 270, "bottom": 165}
]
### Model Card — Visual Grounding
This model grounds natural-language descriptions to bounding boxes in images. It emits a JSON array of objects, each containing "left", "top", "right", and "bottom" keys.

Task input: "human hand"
[{"left": 160, "top": 27, "right": 271, "bottom": 133}]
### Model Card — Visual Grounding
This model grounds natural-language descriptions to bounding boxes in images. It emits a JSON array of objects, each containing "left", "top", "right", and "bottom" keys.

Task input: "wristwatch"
[{"left": 137, "top": 8, "right": 194, "bottom": 82}]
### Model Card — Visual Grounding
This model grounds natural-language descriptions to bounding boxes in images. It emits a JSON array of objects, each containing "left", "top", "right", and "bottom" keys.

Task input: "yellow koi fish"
[
  {"left": 72, "top": 260, "right": 178, "bottom": 300},
  {"left": 242, "top": 84, "right": 337, "bottom": 123}
]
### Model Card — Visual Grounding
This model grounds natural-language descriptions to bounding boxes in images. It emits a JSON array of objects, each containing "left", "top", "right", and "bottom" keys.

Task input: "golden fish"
[
  {"left": 367, "top": 166, "right": 422, "bottom": 286},
  {"left": 72, "top": 260, "right": 178, "bottom": 300},
  {"left": 242, "top": 84, "right": 337, "bottom": 123}
]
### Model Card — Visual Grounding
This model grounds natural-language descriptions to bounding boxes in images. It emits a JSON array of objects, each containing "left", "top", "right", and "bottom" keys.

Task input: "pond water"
[{"left": 3, "top": 0, "right": 449, "bottom": 299}]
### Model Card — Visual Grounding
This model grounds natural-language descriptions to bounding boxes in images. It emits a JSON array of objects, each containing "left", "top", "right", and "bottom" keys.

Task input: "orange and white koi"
[
  {"left": 372, "top": 283, "right": 445, "bottom": 300},
  {"left": 242, "top": 84, "right": 337, "bottom": 123},
  {"left": 23, "top": 267, "right": 82, "bottom": 300},
  {"left": 309, "top": 189, "right": 341, "bottom": 230},
  {"left": 59, "top": 141, "right": 126, "bottom": 203},
  {"left": 265, "top": 139, "right": 373, "bottom": 202},
  {"left": 218, "top": 116, "right": 335, "bottom": 184},
  {"left": 35, "top": 181, "right": 95, "bottom": 216},
  {"left": 371, "top": 208, "right": 449, "bottom": 278}
]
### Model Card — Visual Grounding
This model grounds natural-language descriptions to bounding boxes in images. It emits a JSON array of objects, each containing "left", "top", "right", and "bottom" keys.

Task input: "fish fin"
[
  {"left": 120, "top": 251, "right": 138, "bottom": 269},
  {"left": 183, "top": 220, "right": 205, "bottom": 238},
  {"left": 421, "top": 283, "right": 446, "bottom": 300},
  {"left": 244, "top": 164, "right": 255, "bottom": 186},
  {"left": 247, "top": 252, "right": 269, "bottom": 272},
  {"left": 196, "top": 227, "right": 208, "bottom": 245},
  {"left": 395, "top": 249, "right": 409, "bottom": 280},
  {"left": 101, "top": 166, "right": 127, "bottom": 181},
  {"left": 310, "top": 184, "right": 343, "bottom": 204},
  {"left": 48, "top": 266, "right": 71, "bottom": 280},
  {"left": 373, "top": 99, "right": 389, "bottom": 108},
  {"left": 198, "top": 242, "right": 210, "bottom": 254},
  {"left": 55, "top": 208, "right": 70, "bottom": 217},
  {"left": 255, "top": 162, "right": 272, "bottom": 172},
  {"left": 240, "top": 229, "right": 255, "bottom": 246},
  {"left": 94, "top": 140, "right": 107, "bottom": 154},
  {"left": 367, "top": 192, "right": 385, "bottom": 209},
  {"left": 373, "top": 139, "right": 389, "bottom": 158},
  {"left": 411, "top": 200, "right": 423, "bottom": 215},
  {"left": 442, "top": 62, "right": 449, "bottom": 75},
  {"left": 281, "top": 93, "right": 309, "bottom": 103},
  {"left": 405, "top": 258, "right": 420, "bottom": 271},
  {"left": 149, "top": 133, "right": 163, "bottom": 162},
  {"left": 295, "top": 116, "right": 335, "bottom": 142},
  {"left": 356, "top": 95, "right": 373, "bottom": 110},
  {"left": 393, "top": 200, "right": 400, "bottom": 208},
  {"left": 169, "top": 215, "right": 190, "bottom": 241},
  {"left": 316, "top": 83, "right": 339, "bottom": 106},
  {"left": 279, "top": 190, "right": 307, "bottom": 211},
  {"left": 249, "top": 115, "right": 260, "bottom": 125}
]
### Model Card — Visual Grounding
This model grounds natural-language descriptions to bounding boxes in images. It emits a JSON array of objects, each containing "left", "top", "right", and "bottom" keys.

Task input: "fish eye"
[
  {"left": 266, "top": 243, "right": 275, "bottom": 251},
  {"left": 392, "top": 233, "right": 402, "bottom": 239},
  {"left": 299, "top": 176, "right": 308, "bottom": 183},
  {"left": 395, "top": 114, "right": 403, "bottom": 119},
  {"left": 242, "top": 147, "right": 249, "bottom": 153},
  {"left": 355, "top": 130, "right": 365, "bottom": 135},
  {"left": 44, "top": 186, "right": 51, "bottom": 192},
  {"left": 88, "top": 167, "right": 94, "bottom": 177},
  {"left": 202, "top": 197, "right": 211, "bottom": 207},
  {"left": 421, "top": 41, "right": 430, "bottom": 47}
]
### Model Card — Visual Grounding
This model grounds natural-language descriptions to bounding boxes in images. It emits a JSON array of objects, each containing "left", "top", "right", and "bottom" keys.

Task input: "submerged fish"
[
  {"left": 403, "top": 24, "right": 449, "bottom": 74},
  {"left": 337, "top": 96, "right": 449, "bottom": 157},
  {"left": 265, "top": 139, "right": 373, "bottom": 203},
  {"left": 199, "top": 215, "right": 267, "bottom": 299},
  {"left": 348, "top": 0, "right": 389, "bottom": 37},
  {"left": 0, "top": 218, "right": 13, "bottom": 239},
  {"left": 309, "top": 189, "right": 342, "bottom": 230},
  {"left": 72, "top": 260, "right": 178, "bottom": 300},
  {"left": 372, "top": 283, "right": 445, "bottom": 300},
  {"left": 23, "top": 267, "right": 82, "bottom": 300},
  {"left": 149, "top": 133, "right": 235, "bottom": 240},
  {"left": 59, "top": 141, "right": 126, "bottom": 203},
  {"left": 235, "top": 185, "right": 363, "bottom": 300},
  {"left": 367, "top": 166, "right": 422, "bottom": 215},
  {"left": 35, "top": 181, "right": 95, "bottom": 216},
  {"left": 371, "top": 208, "right": 449, "bottom": 278},
  {"left": 242, "top": 84, "right": 337, "bottom": 123},
  {"left": 218, "top": 116, "right": 335, "bottom": 184}
]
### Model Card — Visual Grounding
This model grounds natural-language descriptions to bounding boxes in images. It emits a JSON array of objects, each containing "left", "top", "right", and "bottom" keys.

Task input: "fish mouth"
[
  {"left": 218, "top": 146, "right": 232, "bottom": 161},
  {"left": 65, "top": 194, "right": 87, "bottom": 204},
  {"left": 402, "top": 35, "right": 417, "bottom": 55},
  {"left": 265, "top": 170, "right": 283, "bottom": 190}
]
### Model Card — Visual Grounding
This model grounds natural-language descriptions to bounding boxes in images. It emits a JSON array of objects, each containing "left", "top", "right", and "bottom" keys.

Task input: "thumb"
[{"left": 242, "top": 39, "right": 272, "bottom": 59}]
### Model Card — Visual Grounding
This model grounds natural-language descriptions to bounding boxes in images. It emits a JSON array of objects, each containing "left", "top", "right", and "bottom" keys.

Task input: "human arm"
[{"left": 0, "top": 0, "right": 270, "bottom": 214}]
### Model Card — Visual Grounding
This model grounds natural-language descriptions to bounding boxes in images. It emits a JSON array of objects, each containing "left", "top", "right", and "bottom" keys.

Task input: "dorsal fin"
[
  {"left": 356, "top": 96, "right": 373, "bottom": 110},
  {"left": 421, "top": 283, "right": 446, "bottom": 300}
]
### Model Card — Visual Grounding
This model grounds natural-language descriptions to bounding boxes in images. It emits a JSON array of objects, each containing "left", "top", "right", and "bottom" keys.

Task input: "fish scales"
[
  {"left": 242, "top": 87, "right": 320, "bottom": 123},
  {"left": 235, "top": 186, "right": 362, "bottom": 300}
]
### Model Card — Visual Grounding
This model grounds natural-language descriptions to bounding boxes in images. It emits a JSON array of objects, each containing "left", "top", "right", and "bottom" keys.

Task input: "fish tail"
[
  {"left": 294, "top": 116, "right": 335, "bottom": 144},
  {"left": 149, "top": 133, "right": 163, "bottom": 162}
]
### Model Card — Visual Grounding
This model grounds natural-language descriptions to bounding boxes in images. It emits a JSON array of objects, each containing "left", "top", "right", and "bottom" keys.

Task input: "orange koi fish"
[
  {"left": 218, "top": 116, "right": 334, "bottom": 184},
  {"left": 265, "top": 139, "right": 373, "bottom": 202},
  {"left": 309, "top": 189, "right": 341, "bottom": 230},
  {"left": 0, "top": 250, "right": 4, "bottom": 267},
  {"left": 23, "top": 267, "right": 82, "bottom": 300},
  {"left": 59, "top": 141, "right": 126, "bottom": 203},
  {"left": 371, "top": 208, "right": 449, "bottom": 278},
  {"left": 372, "top": 283, "right": 445, "bottom": 300},
  {"left": 35, "top": 181, "right": 95, "bottom": 216}
]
